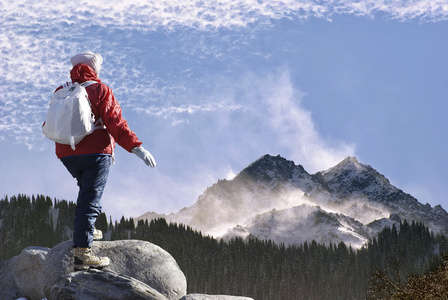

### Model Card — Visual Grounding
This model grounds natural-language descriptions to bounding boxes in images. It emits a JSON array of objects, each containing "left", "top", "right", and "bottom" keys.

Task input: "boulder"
[
  {"left": 43, "top": 240, "right": 187, "bottom": 300},
  {"left": 50, "top": 268, "right": 168, "bottom": 300},
  {"left": 180, "top": 295, "right": 254, "bottom": 300},
  {"left": 2, "top": 240, "right": 186, "bottom": 300},
  {"left": 12, "top": 246, "right": 50, "bottom": 299},
  {"left": 0, "top": 256, "right": 20, "bottom": 300}
]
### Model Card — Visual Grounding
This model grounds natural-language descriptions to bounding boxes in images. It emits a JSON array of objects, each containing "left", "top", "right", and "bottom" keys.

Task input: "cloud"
[
  {"left": 136, "top": 102, "right": 244, "bottom": 121},
  {"left": 250, "top": 70, "right": 356, "bottom": 173},
  {"left": 139, "top": 68, "right": 356, "bottom": 174},
  {"left": 345, "top": 0, "right": 448, "bottom": 22},
  {"left": 1, "top": 0, "right": 446, "bottom": 151},
  {"left": 1, "top": 0, "right": 447, "bottom": 35}
]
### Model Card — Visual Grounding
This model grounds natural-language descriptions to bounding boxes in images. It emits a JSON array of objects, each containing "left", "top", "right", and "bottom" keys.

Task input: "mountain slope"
[
  {"left": 314, "top": 157, "right": 448, "bottom": 234},
  {"left": 137, "top": 154, "right": 448, "bottom": 247},
  {"left": 222, "top": 204, "right": 374, "bottom": 248},
  {"left": 140, "top": 155, "right": 318, "bottom": 236}
]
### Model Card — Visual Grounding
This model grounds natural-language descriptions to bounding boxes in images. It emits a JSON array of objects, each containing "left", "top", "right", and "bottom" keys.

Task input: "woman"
[{"left": 53, "top": 51, "right": 156, "bottom": 271}]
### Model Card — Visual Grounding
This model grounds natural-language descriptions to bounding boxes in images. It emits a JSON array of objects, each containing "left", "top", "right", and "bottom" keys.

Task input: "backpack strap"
[
  {"left": 95, "top": 117, "right": 115, "bottom": 165},
  {"left": 80, "top": 81, "right": 115, "bottom": 165},
  {"left": 80, "top": 80, "right": 98, "bottom": 88}
]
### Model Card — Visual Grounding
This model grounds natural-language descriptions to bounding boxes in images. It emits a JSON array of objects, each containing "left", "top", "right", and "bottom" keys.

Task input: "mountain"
[{"left": 137, "top": 154, "right": 448, "bottom": 247}]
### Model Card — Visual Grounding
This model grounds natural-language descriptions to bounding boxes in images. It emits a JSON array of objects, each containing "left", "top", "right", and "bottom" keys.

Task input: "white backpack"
[{"left": 42, "top": 81, "right": 103, "bottom": 150}]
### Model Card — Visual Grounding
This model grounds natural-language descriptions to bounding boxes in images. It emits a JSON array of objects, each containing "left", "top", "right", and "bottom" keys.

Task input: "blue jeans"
[{"left": 61, "top": 154, "right": 111, "bottom": 248}]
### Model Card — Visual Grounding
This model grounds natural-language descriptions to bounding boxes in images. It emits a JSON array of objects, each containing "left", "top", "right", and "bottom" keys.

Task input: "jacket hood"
[
  {"left": 71, "top": 51, "right": 103, "bottom": 75},
  {"left": 70, "top": 64, "right": 101, "bottom": 84}
]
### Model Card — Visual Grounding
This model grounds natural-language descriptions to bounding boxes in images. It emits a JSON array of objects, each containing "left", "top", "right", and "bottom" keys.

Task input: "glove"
[{"left": 132, "top": 146, "right": 156, "bottom": 167}]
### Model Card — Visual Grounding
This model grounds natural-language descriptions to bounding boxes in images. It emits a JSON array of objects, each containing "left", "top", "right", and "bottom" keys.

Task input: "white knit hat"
[{"left": 70, "top": 51, "right": 103, "bottom": 75}]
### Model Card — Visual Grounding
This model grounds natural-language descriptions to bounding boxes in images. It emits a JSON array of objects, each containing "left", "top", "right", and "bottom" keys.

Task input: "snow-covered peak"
[
  {"left": 320, "top": 156, "right": 368, "bottom": 179},
  {"left": 317, "top": 156, "right": 398, "bottom": 199},
  {"left": 331, "top": 156, "right": 360, "bottom": 168},
  {"left": 235, "top": 154, "right": 310, "bottom": 186}
]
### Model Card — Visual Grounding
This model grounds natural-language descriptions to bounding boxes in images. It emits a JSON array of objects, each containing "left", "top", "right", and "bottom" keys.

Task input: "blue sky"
[{"left": 1, "top": 1, "right": 448, "bottom": 221}]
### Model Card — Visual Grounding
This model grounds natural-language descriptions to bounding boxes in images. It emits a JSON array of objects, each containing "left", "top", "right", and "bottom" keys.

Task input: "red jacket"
[{"left": 55, "top": 64, "right": 142, "bottom": 158}]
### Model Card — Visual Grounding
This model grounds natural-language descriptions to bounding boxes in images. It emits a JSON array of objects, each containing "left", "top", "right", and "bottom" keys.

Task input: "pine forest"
[{"left": 1, "top": 194, "right": 448, "bottom": 299}]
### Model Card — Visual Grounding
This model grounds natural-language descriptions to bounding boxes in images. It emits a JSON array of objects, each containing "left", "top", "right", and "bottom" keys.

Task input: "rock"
[
  {"left": 0, "top": 256, "right": 20, "bottom": 300},
  {"left": 12, "top": 246, "right": 50, "bottom": 300},
  {"left": 180, "top": 295, "right": 254, "bottom": 300},
  {"left": 43, "top": 240, "right": 187, "bottom": 300},
  {"left": 50, "top": 268, "right": 168, "bottom": 300}
]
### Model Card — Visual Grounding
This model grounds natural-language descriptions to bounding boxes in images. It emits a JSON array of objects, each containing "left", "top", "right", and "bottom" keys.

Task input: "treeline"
[
  {"left": 0, "top": 194, "right": 105, "bottom": 261},
  {"left": 0, "top": 194, "right": 73, "bottom": 260},
  {"left": 1, "top": 194, "right": 448, "bottom": 299}
]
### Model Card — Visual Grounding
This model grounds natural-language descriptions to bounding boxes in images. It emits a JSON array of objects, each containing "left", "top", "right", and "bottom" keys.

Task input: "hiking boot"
[
  {"left": 73, "top": 247, "right": 110, "bottom": 271},
  {"left": 93, "top": 228, "right": 103, "bottom": 240}
]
